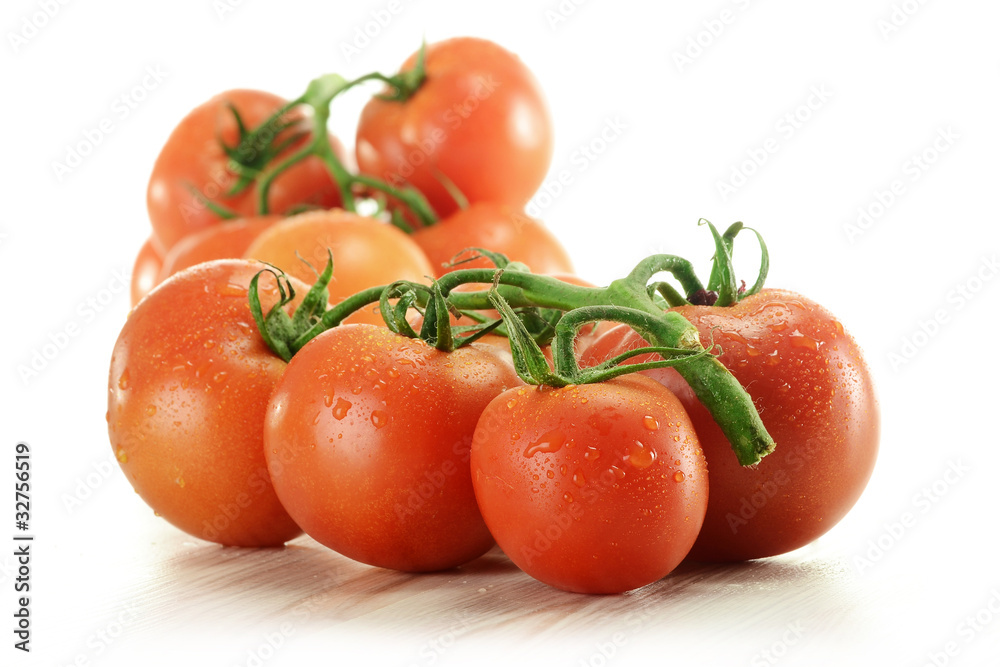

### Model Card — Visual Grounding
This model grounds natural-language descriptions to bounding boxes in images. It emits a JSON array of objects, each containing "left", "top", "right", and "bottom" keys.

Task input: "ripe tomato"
[
  {"left": 159, "top": 215, "right": 280, "bottom": 281},
  {"left": 582, "top": 289, "right": 880, "bottom": 561},
  {"left": 130, "top": 237, "right": 163, "bottom": 306},
  {"left": 413, "top": 202, "right": 573, "bottom": 277},
  {"left": 471, "top": 375, "right": 708, "bottom": 594},
  {"left": 147, "top": 89, "right": 343, "bottom": 252},
  {"left": 244, "top": 209, "right": 434, "bottom": 326},
  {"left": 107, "top": 259, "right": 305, "bottom": 547},
  {"left": 356, "top": 38, "right": 553, "bottom": 219},
  {"left": 264, "top": 324, "right": 522, "bottom": 572}
]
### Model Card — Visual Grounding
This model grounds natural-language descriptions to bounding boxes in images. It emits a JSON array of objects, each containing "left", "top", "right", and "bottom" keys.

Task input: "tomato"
[
  {"left": 413, "top": 203, "right": 573, "bottom": 277},
  {"left": 356, "top": 38, "right": 553, "bottom": 220},
  {"left": 582, "top": 289, "right": 880, "bottom": 561},
  {"left": 147, "top": 89, "right": 343, "bottom": 253},
  {"left": 243, "top": 209, "right": 434, "bottom": 326},
  {"left": 471, "top": 375, "right": 707, "bottom": 594},
  {"left": 264, "top": 324, "right": 522, "bottom": 571},
  {"left": 159, "top": 215, "right": 280, "bottom": 282},
  {"left": 107, "top": 259, "right": 305, "bottom": 547},
  {"left": 130, "top": 237, "right": 163, "bottom": 306}
]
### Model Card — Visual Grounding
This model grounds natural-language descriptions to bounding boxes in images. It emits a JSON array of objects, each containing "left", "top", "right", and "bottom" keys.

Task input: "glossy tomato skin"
[
  {"left": 130, "top": 237, "right": 164, "bottom": 306},
  {"left": 147, "top": 89, "right": 342, "bottom": 252},
  {"left": 356, "top": 38, "right": 553, "bottom": 219},
  {"left": 582, "top": 289, "right": 880, "bottom": 562},
  {"left": 471, "top": 376, "right": 708, "bottom": 594},
  {"left": 264, "top": 325, "right": 522, "bottom": 572},
  {"left": 108, "top": 260, "right": 304, "bottom": 546},
  {"left": 244, "top": 209, "right": 434, "bottom": 326},
  {"left": 413, "top": 202, "right": 573, "bottom": 276},
  {"left": 158, "top": 215, "right": 280, "bottom": 282}
]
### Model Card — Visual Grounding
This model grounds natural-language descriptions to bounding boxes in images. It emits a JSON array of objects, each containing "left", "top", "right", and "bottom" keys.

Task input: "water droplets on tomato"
[
  {"left": 523, "top": 430, "right": 567, "bottom": 458},
  {"left": 627, "top": 441, "right": 656, "bottom": 468},
  {"left": 584, "top": 447, "right": 601, "bottom": 462},
  {"left": 673, "top": 471, "right": 686, "bottom": 483},
  {"left": 118, "top": 369, "right": 130, "bottom": 390},
  {"left": 572, "top": 470, "right": 587, "bottom": 487},
  {"left": 370, "top": 410, "right": 390, "bottom": 429},
  {"left": 332, "top": 398, "right": 352, "bottom": 420},
  {"left": 642, "top": 415, "right": 659, "bottom": 431}
]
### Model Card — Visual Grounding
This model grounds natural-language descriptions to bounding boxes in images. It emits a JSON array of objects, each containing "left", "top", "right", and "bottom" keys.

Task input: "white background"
[{"left": 3, "top": 0, "right": 1000, "bottom": 665}]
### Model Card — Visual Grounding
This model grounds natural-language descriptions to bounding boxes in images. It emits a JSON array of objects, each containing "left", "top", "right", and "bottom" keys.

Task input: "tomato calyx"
[
  {"left": 248, "top": 255, "right": 333, "bottom": 362},
  {"left": 219, "top": 102, "right": 308, "bottom": 198}
]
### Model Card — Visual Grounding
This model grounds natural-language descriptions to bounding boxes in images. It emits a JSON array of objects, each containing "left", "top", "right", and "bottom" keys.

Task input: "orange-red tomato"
[
  {"left": 264, "top": 324, "right": 522, "bottom": 571},
  {"left": 356, "top": 38, "right": 553, "bottom": 220},
  {"left": 413, "top": 202, "right": 573, "bottom": 277},
  {"left": 243, "top": 209, "right": 434, "bottom": 326},
  {"left": 159, "top": 215, "right": 280, "bottom": 281},
  {"left": 147, "top": 89, "right": 343, "bottom": 253},
  {"left": 582, "top": 289, "right": 880, "bottom": 561},
  {"left": 108, "top": 260, "right": 307, "bottom": 546},
  {"left": 130, "top": 237, "right": 163, "bottom": 306},
  {"left": 471, "top": 376, "right": 708, "bottom": 594}
]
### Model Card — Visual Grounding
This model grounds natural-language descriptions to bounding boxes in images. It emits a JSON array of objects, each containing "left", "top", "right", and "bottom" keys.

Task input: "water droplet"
[
  {"left": 351, "top": 386, "right": 363, "bottom": 395},
  {"left": 118, "top": 370, "right": 130, "bottom": 390},
  {"left": 642, "top": 415, "right": 659, "bottom": 431},
  {"left": 584, "top": 447, "right": 601, "bottom": 461},
  {"left": 217, "top": 281, "right": 247, "bottom": 297},
  {"left": 572, "top": 470, "right": 587, "bottom": 487},
  {"left": 332, "top": 398, "right": 352, "bottom": 420},
  {"left": 323, "top": 393, "right": 334, "bottom": 408},
  {"left": 627, "top": 441, "right": 656, "bottom": 468},
  {"left": 546, "top": 469, "right": 555, "bottom": 479},
  {"left": 790, "top": 330, "right": 819, "bottom": 351},
  {"left": 176, "top": 476, "right": 186, "bottom": 488},
  {"left": 507, "top": 399, "right": 517, "bottom": 409},
  {"left": 203, "top": 339, "right": 216, "bottom": 349},
  {"left": 563, "top": 493, "right": 574, "bottom": 503},
  {"left": 579, "top": 397, "right": 589, "bottom": 404},
  {"left": 387, "top": 368, "right": 400, "bottom": 379},
  {"left": 769, "top": 321, "right": 789, "bottom": 332},
  {"left": 371, "top": 410, "right": 390, "bottom": 429},
  {"left": 523, "top": 430, "right": 567, "bottom": 457},
  {"left": 145, "top": 405, "right": 157, "bottom": 417},
  {"left": 559, "top": 464, "right": 568, "bottom": 476},
  {"left": 609, "top": 465, "right": 625, "bottom": 480},
  {"left": 115, "top": 449, "right": 128, "bottom": 464},
  {"left": 213, "top": 371, "right": 227, "bottom": 383},
  {"left": 674, "top": 471, "right": 686, "bottom": 483}
]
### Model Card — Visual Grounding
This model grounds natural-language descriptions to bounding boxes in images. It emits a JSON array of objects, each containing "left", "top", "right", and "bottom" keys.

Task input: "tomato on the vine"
[
  {"left": 413, "top": 202, "right": 573, "bottom": 276},
  {"left": 471, "top": 375, "right": 708, "bottom": 594},
  {"left": 582, "top": 289, "right": 879, "bottom": 561},
  {"left": 243, "top": 209, "right": 434, "bottom": 326},
  {"left": 356, "top": 38, "right": 553, "bottom": 220},
  {"left": 264, "top": 324, "right": 522, "bottom": 572},
  {"left": 159, "top": 215, "right": 280, "bottom": 282},
  {"left": 147, "top": 89, "right": 343, "bottom": 253},
  {"left": 108, "top": 259, "right": 306, "bottom": 546}
]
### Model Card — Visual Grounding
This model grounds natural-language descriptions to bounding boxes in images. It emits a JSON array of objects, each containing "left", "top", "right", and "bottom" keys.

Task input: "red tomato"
[
  {"left": 107, "top": 260, "right": 305, "bottom": 547},
  {"left": 413, "top": 202, "right": 573, "bottom": 277},
  {"left": 243, "top": 209, "right": 435, "bottom": 326},
  {"left": 356, "top": 38, "right": 553, "bottom": 219},
  {"left": 130, "top": 237, "right": 163, "bottom": 306},
  {"left": 159, "top": 215, "right": 280, "bottom": 281},
  {"left": 147, "top": 89, "right": 343, "bottom": 252},
  {"left": 582, "top": 289, "right": 880, "bottom": 561},
  {"left": 264, "top": 324, "right": 522, "bottom": 571},
  {"left": 472, "top": 375, "right": 708, "bottom": 594}
]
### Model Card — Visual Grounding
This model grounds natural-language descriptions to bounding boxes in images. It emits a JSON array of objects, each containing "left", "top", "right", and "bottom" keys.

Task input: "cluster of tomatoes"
[{"left": 109, "top": 37, "right": 880, "bottom": 595}]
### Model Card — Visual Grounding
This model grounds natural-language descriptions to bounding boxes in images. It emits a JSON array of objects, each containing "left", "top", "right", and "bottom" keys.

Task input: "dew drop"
[
  {"left": 584, "top": 447, "right": 601, "bottom": 462},
  {"left": 351, "top": 386, "right": 363, "bottom": 395},
  {"left": 332, "top": 398, "right": 352, "bottom": 420},
  {"left": 546, "top": 469, "right": 555, "bottom": 479},
  {"left": 642, "top": 415, "right": 659, "bottom": 431},
  {"left": 523, "top": 430, "right": 567, "bottom": 457},
  {"left": 176, "top": 476, "right": 186, "bottom": 488},
  {"left": 213, "top": 371, "right": 227, "bottom": 384},
  {"left": 507, "top": 399, "right": 517, "bottom": 409},
  {"left": 118, "top": 370, "right": 130, "bottom": 390},
  {"left": 145, "top": 405, "right": 157, "bottom": 417},
  {"left": 563, "top": 493, "right": 574, "bottom": 503},
  {"left": 674, "top": 471, "right": 686, "bottom": 483},
  {"left": 609, "top": 465, "right": 626, "bottom": 480},
  {"left": 115, "top": 449, "right": 128, "bottom": 464},
  {"left": 627, "top": 441, "right": 656, "bottom": 468},
  {"left": 572, "top": 470, "right": 587, "bottom": 487},
  {"left": 370, "top": 410, "right": 390, "bottom": 429}
]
